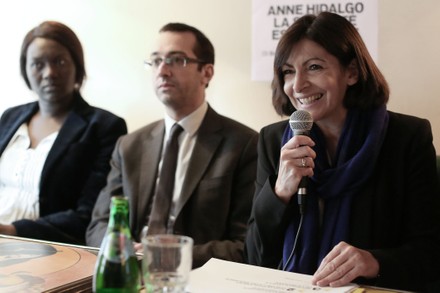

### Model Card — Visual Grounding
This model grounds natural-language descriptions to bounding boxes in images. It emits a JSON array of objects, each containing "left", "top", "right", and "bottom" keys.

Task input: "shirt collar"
[{"left": 164, "top": 102, "right": 208, "bottom": 138}]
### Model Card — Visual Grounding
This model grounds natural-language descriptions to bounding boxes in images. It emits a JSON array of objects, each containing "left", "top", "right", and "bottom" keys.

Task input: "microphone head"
[{"left": 289, "top": 110, "right": 313, "bottom": 136}]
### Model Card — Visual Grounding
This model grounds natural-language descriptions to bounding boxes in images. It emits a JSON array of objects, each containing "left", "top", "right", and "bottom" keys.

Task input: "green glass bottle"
[{"left": 93, "top": 196, "right": 141, "bottom": 293}]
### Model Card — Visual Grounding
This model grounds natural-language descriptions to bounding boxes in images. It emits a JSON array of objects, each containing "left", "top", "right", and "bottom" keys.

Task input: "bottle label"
[{"left": 101, "top": 232, "right": 134, "bottom": 263}]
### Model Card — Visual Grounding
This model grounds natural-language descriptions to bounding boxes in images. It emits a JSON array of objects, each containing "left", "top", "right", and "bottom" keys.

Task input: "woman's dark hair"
[
  {"left": 20, "top": 21, "right": 86, "bottom": 90},
  {"left": 159, "top": 22, "right": 215, "bottom": 67},
  {"left": 272, "top": 12, "right": 389, "bottom": 116}
]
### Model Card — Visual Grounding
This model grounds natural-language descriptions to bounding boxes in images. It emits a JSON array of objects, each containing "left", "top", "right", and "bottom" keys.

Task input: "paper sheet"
[{"left": 188, "top": 258, "right": 358, "bottom": 293}]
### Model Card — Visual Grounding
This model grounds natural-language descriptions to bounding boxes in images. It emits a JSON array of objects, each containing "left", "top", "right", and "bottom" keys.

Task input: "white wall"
[{"left": 1, "top": 0, "right": 440, "bottom": 152}]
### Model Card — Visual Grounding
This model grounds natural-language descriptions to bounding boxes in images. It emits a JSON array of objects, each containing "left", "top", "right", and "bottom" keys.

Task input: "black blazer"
[
  {"left": 0, "top": 94, "right": 127, "bottom": 244},
  {"left": 245, "top": 111, "right": 440, "bottom": 292}
]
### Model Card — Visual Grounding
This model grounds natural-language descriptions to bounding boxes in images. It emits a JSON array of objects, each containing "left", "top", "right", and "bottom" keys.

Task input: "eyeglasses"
[{"left": 144, "top": 55, "right": 206, "bottom": 69}]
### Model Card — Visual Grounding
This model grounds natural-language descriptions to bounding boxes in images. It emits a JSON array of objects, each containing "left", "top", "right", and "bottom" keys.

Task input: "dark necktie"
[{"left": 148, "top": 123, "right": 183, "bottom": 235}]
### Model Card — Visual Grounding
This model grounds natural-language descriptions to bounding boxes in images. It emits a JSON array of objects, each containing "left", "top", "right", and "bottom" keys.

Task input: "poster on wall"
[{"left": 252, "top": 0, "right": 378, "bottom": 81}]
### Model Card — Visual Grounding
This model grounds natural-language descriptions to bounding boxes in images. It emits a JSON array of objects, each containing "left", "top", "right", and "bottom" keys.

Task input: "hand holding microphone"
[
  {"left": 289, "top": 110, "right": 314, "bottom": 214},
  {"left": 275, "top": 110, "right": 315, "bottom": 213}
]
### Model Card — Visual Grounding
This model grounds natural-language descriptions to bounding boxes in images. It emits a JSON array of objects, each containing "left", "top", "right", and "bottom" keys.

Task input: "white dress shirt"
[{"left": 0, "top": 123, "right": 58, "bottom": 224}]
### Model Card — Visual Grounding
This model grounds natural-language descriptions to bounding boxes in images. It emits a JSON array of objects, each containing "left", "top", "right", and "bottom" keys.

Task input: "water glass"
[{"left": 142, "top": 234, "right": 193, "bottom": 293}]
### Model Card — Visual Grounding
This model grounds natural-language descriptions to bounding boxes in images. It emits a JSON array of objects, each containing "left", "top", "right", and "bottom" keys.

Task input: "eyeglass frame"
[{"left": 144, "top": 54, "right": 207, "bottom": 69}]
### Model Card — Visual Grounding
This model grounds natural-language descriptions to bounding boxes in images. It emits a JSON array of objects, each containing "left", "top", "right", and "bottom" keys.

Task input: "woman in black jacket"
[
  {"left": 245, "top": 12, "right": 440, "bottom": 292},
  {"left": 0, "top": 21, "right": 127, "bottom": 244}
]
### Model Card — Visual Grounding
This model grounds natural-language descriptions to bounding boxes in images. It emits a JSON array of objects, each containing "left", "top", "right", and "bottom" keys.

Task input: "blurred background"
[{"left": 1, "top": 0, "right": 440, "bottom": 150}]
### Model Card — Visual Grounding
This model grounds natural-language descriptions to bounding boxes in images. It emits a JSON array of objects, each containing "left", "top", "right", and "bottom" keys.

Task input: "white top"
[{"left": 0, "top": 123, "right": 58, "bottom": 224}]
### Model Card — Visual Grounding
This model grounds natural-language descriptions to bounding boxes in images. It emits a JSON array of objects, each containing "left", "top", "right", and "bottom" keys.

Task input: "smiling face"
[
  {"left": 25, "top": 37, "right": 76, "bottom": 106},
  {"left": 282, "top": 38, "right": 358, "bottom": 127}
]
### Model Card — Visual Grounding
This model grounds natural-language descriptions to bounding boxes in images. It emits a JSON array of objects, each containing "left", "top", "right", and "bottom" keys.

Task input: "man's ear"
[
  {"left": 346, "top": 59, "right": 359, "bottom": 86},
  {"left": 202, "top": 64, "right": 214, "bottom": 87}
]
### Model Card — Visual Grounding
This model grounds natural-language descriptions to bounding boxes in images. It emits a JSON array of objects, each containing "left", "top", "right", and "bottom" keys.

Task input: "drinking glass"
[{"left": 142, "top": 233, "right": 193, "bottom": 293}]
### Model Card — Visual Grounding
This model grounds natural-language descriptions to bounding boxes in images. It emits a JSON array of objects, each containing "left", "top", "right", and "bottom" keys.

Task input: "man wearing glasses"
[{"left": 86, "top": 23, "right": 258, "bottom": 268}]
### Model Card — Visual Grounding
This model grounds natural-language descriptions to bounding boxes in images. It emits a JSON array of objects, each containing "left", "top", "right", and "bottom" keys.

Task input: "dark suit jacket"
[
  {"left": 0, "top": 94, "right": 127, "bottom": 244},
  {"left": 245, "top": 111, "right": 440, "bottom": 292},
  {"left": 87, "top": 105, "right": 258, "bottom": 268}
]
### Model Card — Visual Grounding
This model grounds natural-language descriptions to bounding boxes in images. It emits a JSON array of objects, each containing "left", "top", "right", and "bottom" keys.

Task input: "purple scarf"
[{"left": 281, "top": 106, "right": 389, "bottom": 274}]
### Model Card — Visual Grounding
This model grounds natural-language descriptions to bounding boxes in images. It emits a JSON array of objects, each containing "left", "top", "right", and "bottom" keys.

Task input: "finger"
[
  {"left": 313, "top": 243, "right": 348, "bottom": 284},
  {"left": 315, "top": 244, "right": 343, "bottom": 275},
  {"left": 328, "top": 266, "right": 357, "bottom": 287},
  {"left": 313, "top": 260, "right": 336, "bottom": 285},
  {"left": 283, "top": 135, "right": 315, "bottom": 149},
  {"left": 313, "top": 258, "right": 353, "bottom": 287},
  {"left": 297, "top": 157, "right": 315, "bottom": 169},
  {"left": 279, "top": 152, "right": 310, "bottom": 177},
  {"left": 133, "top": 242, "right": 143, "bottom": 252},
  {"left": 314, "top": 243, "right": 369, "bottom": 287}
]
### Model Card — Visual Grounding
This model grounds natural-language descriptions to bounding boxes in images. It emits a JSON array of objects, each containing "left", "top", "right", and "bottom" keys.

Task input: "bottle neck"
[
  {"left": 109, "top": 210, "right": 129, "bottom": 229},
  {"left": 108, "top": 197, "right": 130, "bottom": 233}
]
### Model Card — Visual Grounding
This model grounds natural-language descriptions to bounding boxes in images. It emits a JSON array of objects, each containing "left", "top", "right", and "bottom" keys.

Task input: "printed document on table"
[{"left": 188, "top": 258, "right": 358, "bottom": 293}]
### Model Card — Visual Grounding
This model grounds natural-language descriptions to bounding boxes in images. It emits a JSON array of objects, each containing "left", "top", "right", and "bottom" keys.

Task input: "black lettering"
[
  {"left": 268, "top": 6, "right": 276, "bottom": 15},
  {"left": 272, "top": 29, "right": 285, "bottom": 40},
  {"left": 346, "top": 2, "right": 355, "bottom": 13},
  {"left": 345, "top": 15, "right": 357, "bottom": 28},
  {"left": 328, "top": 4, "right": 337, "bottom": 13},
  {"left": 345, "top": 2, "right": 364, "bottom": 13},
  {"left": 281, "top": 17, "right": 290, "bottom": 27},
  {"left": 306, "top": 2, "right": 364, "bottom": 14},
  {"left": 306, "top": 4, "right": 316, "bottom": 14},
  {"left": 267, "top": 5, "right": 303, "bottom": 16},
  {"left": 273, "top": 17, "right": 290, "bottom": 28},
  {"left": 354, "top": 2, "right": 364, "bottom": 13}
]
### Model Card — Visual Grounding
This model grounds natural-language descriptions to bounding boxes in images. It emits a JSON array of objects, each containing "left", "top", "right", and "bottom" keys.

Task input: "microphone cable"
[
  {"left": 280, "top": 175, "right": 308, "bottom": 271},
  {"left": 281, "top": 212, "right": 304, "bottom": 271}
]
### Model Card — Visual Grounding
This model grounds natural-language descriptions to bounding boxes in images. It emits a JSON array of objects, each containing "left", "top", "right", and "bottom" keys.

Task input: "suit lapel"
[
  {"left": 0, "top": 103, "right": 37, "bottom": 155},
  {"left": 40, "top": 95, "right": 91, "bottom": 181},
  {"left": 137, "top": 122, "right": 165, "bottom": 226},
  {"left": 173, "top": 107, "right": 223, "bottom": 217},
  {"left": 40, "top": 109, "right": 87, "bottom": 182}
]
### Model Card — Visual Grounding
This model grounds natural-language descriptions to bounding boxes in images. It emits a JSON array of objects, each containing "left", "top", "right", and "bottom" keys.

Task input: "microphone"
[{"left": 289, "top": 110, "right": 313, "bottom": 215}]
